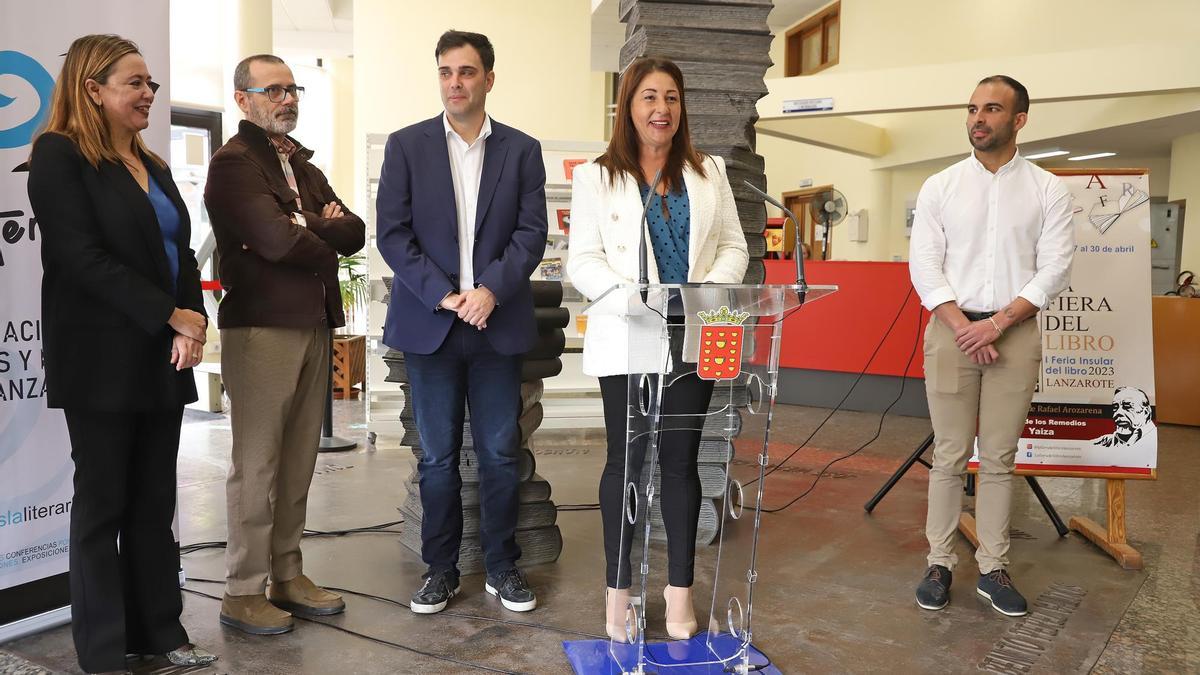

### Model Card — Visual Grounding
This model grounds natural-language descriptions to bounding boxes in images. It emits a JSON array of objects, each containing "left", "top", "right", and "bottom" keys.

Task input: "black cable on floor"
[
  {"left": 178, "top": 520, "right": 405, "bottom": 555},
  {"left": 742, "top": 285, "right": 916, "bottom": 491},
  {"left": 184, "top": 577, "right": 608, "bottom": 641},
  {"left": 180, "top": 586, "right": 522, "bottom": 674},
  {"left": 303, "top": 519, "right": 404, "bottom": 536},
  {"left": 759, "top": 304, "right": 925, "bottom": 514}
]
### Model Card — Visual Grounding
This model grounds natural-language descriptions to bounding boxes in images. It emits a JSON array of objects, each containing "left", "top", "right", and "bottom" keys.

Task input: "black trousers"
[
  {"left": 598, "top": 363, "right": 714, "bottom": 589},
  {"left": 64, "top": 408, "right": 188, "bottom": 673}
]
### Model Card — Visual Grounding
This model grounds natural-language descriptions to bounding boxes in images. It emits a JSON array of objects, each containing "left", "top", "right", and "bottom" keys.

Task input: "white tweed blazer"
[{"left": 566, "top": 155, "right": 749, "bottom": 377}]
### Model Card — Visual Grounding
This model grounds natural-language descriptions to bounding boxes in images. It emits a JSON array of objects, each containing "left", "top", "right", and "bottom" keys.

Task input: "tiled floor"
[{"left": 4, "top": 398, "right": 1198, "bottom": 673}]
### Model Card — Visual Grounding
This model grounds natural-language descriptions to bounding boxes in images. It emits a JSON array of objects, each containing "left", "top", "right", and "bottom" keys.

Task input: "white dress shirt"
[
  {"left": 909, "top": 151, "right": 1075, "bottom": 312},
  {"left": 444, "top": 112, "right": 493, "bottom": 292}
]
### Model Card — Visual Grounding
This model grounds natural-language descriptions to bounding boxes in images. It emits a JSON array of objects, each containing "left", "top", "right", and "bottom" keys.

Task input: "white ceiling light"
[
  {"left": 1024, "top": 149, "right": 1070, "bottom": 160},
  {"left": 1068, "top": 152, "right": 1118, "bottom": 161}
]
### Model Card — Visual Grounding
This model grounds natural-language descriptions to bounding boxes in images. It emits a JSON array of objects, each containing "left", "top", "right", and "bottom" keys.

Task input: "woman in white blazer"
[{"left": 566, "top": 56, "right": 748, "bottom": 642}]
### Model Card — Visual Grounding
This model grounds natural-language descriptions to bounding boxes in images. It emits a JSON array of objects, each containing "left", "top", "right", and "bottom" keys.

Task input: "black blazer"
[{"left": 28, "top": 132, "right": 205, "bottom": 411}]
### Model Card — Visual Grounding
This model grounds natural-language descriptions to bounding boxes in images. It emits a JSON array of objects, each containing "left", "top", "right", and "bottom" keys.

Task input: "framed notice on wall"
[{"left": 971, "top": 169, "right": 1157, "bottom": 480}]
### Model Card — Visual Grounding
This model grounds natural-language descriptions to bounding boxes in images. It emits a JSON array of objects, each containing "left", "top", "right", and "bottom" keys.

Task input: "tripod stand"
[{"left": 865, "top": 432, "right": 1068, "bottom": 537}]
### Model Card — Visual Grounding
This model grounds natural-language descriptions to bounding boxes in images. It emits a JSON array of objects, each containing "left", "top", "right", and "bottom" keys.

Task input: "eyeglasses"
[{"left": 241, "top": 85, "right": 304, "bottom": 103}]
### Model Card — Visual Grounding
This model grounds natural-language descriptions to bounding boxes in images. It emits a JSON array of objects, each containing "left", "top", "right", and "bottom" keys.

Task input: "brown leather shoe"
[
  {"left": 220, "top": 593, "right": 294, "bottom": 635},
  {"left": 268, "top": 574, "right": 346, "bottom": 616}
]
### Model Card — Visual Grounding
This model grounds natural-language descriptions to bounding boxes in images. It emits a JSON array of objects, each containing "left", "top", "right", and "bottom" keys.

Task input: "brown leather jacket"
[{"left": 204, "top": 120, "right": 365, "bottom": 329}]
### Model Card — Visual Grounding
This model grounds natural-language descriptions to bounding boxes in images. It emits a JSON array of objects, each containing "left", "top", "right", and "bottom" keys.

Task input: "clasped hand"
[
  {"left": 167, "top": 307, "right": 206, "bottom": 371},
  {"left": 954, "top": 320, "right": 1001, "bottom": 365},
  {"left": 442, "top": 287, "right": 495, "bottom": 329},
  {"left": 170, "top": 334, "right": 204, "bottom": 371}
]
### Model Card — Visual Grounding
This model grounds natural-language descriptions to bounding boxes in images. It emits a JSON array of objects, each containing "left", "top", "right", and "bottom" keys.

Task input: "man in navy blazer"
[{"left": 377, "top": 30, "right": 547, "bottom": 615}]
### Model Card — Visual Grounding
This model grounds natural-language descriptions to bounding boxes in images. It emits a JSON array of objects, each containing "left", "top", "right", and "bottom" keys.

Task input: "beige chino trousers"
[
  {"left": 923, "top": 315, "right": 1040, "bottom": 574},
  {"left": 221, "top": 326, "right": 329, "bottom": 596}
]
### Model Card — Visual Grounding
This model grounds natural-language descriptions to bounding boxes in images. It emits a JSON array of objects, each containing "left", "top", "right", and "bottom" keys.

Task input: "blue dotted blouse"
[{"left": 638, "top": 182, "right": 690, "bottom": 284}]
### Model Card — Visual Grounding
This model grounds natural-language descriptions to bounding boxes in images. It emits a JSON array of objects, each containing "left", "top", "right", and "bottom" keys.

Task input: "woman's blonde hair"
[{"left": 35, "top": 34, "right": 164, "bottom": 169}]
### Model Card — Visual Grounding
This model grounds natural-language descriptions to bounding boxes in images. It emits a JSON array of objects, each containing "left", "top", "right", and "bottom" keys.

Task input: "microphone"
[
  {"left": 638, "top": 169, "right": 663, "bottom": 306},
  {"left": 744, "top": 180, "right": 807, "bottom": 304}
]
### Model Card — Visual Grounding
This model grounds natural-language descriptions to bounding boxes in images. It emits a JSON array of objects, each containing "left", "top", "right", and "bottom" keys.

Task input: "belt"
[{"left": 962, "top": 310, "right": 996, "bottom": 322}]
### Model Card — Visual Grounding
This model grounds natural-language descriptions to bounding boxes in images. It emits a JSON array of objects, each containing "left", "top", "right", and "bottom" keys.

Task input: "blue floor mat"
[{"left": 563, "top": 632, "right": 779, "bottom": 674}]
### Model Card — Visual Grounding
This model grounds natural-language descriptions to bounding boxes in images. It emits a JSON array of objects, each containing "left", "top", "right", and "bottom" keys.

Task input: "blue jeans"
[{"left": 404, "top": 320, "right": 523, "bottom": 576}]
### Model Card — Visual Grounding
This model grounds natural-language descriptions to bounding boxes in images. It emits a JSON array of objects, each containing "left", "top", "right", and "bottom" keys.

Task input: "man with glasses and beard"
[
  {"left": 1090, "top": 387, "right": 1157, "bottom": 464},
  {"left": 205, "top": 54, "right": 365, "bottom": 635},
  {"left": 909, "top": 76, "right": 1074, "bottom": 618}
]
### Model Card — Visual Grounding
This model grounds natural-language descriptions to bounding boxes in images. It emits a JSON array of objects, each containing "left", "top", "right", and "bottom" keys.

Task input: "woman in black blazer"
[{"left": 27, "top": 35, "right": 216, "bottom": 674}]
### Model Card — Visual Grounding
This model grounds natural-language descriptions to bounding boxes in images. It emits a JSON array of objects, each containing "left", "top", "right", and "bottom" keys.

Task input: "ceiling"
[
  {"left": 273, "top": 0, "right": 353, "bottom": 59},
  {"left": 273, "top": 0, "right": 352, "bottom": 33},
  {"left": 1024, "top": 111, "right": 1199, "bottom": 159}
]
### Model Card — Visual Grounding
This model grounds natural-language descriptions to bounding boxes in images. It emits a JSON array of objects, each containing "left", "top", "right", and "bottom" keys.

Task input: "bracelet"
[{"left": 988, "top": 316, "right": 1004, "bottom": 335}]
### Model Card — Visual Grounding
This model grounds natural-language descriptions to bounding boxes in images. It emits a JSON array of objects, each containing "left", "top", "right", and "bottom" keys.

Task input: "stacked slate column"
[
  {"left": 621, "top": 0, "right": 772, "bottom": 544},
  {"left": 620, "top": 0, "right": 773, "bottom": 283},
  {"left": 383, "top": 280, "right": 568, "bottom": 574}
]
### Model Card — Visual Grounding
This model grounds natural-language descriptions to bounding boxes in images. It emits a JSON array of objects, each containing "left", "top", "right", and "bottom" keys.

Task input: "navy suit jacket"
[{"left": 377, "top": 115, "right": 548, "bottom": 355}]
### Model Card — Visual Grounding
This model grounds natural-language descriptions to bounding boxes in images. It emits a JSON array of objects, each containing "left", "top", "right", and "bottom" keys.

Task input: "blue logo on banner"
[{"left": 0, "top": 51, "right": 55, "bottom": 150}]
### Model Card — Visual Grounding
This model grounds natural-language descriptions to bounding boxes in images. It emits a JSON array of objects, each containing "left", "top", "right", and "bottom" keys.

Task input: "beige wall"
[
  {"left": 759, "top": 133, "right": 892, "bottom": 261},
  {"left": 169, "top": 0, "right": 273, "bottom": 139},
  {"left": 770, "top": 0, "right": 1200, "bottom": 80},
  {"left": 170, "top": 0, "right": 227, "bottom": 110},
  {"left": 1168, "top": 132, "right": 1200, "bottom": 275},
  {"left": 758, "top": 0, "right": 1198, "bottom": 263},
  {"left": 329, "top": 56, "right": 355, "bottom": 213},
  {"left": 835, "top": 0, "right": 1200, "bottom": 72},
  {"left": 354, "top": 0, "right": 607, "bottom": 217},
  {"left": 888, "top": 162, "right": 950, "bottom": 262}
]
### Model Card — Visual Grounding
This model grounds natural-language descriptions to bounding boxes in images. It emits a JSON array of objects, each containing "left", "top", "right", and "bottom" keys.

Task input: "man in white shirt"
[
  {"left": 909, "top": 76, "right": 1074, "bottom": 617},
  {"left": 376, "top": 31, "right": 547, "bottom": 616}
]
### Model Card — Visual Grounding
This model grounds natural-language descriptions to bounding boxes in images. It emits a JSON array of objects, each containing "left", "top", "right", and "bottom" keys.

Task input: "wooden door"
[{"left": 783, "top": 185, "right": 834, "bottom": 260}]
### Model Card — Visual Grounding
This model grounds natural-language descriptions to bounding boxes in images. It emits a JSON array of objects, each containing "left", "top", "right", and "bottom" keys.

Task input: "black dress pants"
[
  {"left": 597, "top": 329, "right": 714, "bottom": 588},
  {"left": 63, "top": 408, "right": 188, "bottom": 673}
]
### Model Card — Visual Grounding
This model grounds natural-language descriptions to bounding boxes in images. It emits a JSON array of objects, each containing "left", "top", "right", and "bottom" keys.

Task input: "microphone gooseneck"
[
  {"left": 744, "top": 180, "right": 807, "bottom": 305},
  {"left": 639, "top": 169, "right": 663, "bottom": 305}
]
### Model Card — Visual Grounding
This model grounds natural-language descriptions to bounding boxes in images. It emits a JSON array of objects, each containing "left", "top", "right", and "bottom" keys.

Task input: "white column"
[{"left": 221, "top": 0, "right": 273, "bottom": 142}]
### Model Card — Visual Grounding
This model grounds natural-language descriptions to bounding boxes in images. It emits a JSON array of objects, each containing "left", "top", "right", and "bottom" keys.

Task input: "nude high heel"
[
  {"left": 663, "top": 585, "right": 698, "bottom": 640},
  {"left": 605, "top": 587, "right": 631, "bottom": 642}
]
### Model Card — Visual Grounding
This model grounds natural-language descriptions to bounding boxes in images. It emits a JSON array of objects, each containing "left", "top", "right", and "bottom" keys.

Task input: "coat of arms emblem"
[{"left": 696, "top": 306, "right": 750, "bottom": 381}]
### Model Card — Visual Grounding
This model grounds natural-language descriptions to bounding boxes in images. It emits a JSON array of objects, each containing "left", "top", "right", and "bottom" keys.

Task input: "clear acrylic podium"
[{"left": 581, "top": 282, "right": 836, "bottom": 674}]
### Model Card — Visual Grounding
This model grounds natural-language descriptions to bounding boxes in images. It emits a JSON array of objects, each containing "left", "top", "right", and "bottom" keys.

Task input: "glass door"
[{"left": 169, "top": 107, "right": 222, "bottom": 317}]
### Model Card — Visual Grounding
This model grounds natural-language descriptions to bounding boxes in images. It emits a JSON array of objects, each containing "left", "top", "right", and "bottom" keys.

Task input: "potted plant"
[
  {"left": 338, "top": 253, "right": 369, "bottom": 335},
  {"left": 332, "top": 253, "right": 369, "bottom": 399}
]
